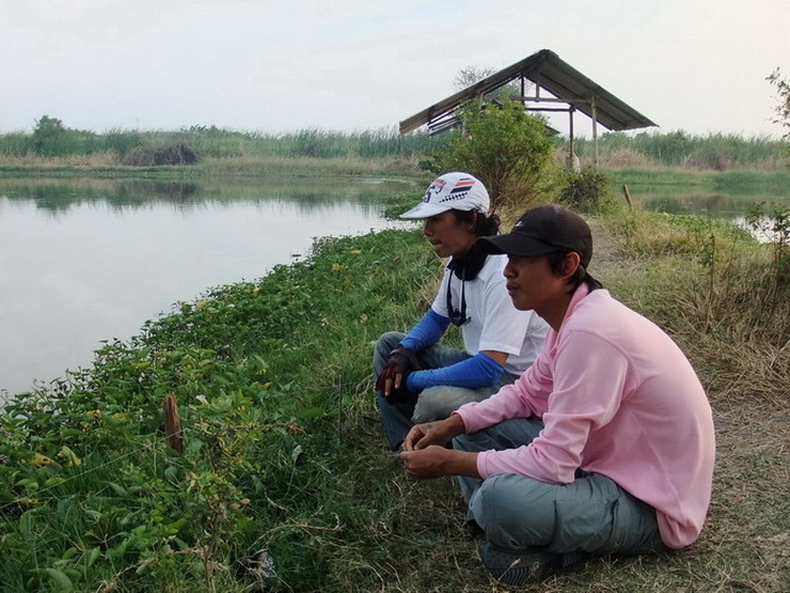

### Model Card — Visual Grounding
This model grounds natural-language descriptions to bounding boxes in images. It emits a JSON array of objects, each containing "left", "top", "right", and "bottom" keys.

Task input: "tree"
[
  {"left": 426, "top": 98, "right": 555, "bottom": 210},
  {"left": 31, "top": 115, "right": 67, "bottom": 156},
  {"left": 454, "top": 66, "right": 497, "bottom": 90},
  {"left": 453, "top": 66, "right": 528, "bottom": 101},
  {"left": 31, "top": 115, "right": 98, "bottom": 157}
]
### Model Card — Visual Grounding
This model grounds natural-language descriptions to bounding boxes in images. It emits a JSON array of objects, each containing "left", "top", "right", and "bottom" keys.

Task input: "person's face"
[
  {"left": 422, "top": 211, "right": 477, "bottom": 258},
  {"left": 503, "top": 252, "right": 579, "bottom": 328}
]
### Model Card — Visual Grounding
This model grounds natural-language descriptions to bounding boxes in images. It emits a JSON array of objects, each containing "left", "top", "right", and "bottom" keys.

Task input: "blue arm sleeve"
[
  {"left": 399, "top": 309, "right": 450, "bottom": 352},
  {"left": 406, "top": 351, "right": 505, "bottom": 391}
]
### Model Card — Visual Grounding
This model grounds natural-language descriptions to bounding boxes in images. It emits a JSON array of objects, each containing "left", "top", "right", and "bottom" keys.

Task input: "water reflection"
[
  {"left": 633, "top": 188, "right": 788, "bottom": 240},
  {"left": 639, "top": 194, "right": 742, "bottom": 218},
  {"left": 619, "top": 177, "right": 788, "bottom": 220},
  {"left": 0, "top": 176, "right": 415, "bottom": 396},
  {"left": 0, "top": 176, "right": 408, "bottom": 213}
]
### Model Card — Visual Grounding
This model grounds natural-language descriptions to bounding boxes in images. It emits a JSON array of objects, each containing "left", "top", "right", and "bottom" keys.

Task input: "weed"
[{"left": 746, "top": 201, "right": 790, "bottom": 291}]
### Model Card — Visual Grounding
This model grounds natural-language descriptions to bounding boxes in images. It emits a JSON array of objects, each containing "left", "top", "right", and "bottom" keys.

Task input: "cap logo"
[
  {"left": 423, "top": 176, "right": 478, "bottom": 205},
  {"left": 422, "top": 179, "right": 445, "bottom": 203}
]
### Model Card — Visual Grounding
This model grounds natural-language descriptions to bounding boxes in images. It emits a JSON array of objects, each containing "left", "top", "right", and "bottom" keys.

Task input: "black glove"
[{"left": 375, "top": 347, "right": 421, "bottom": 400}]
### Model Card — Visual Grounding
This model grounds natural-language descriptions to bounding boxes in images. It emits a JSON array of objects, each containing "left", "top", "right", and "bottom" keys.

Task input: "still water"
[
  {"left": 0, "top": 177, "right": 415, "bottom": 396},
  {"left": 1, "top": 174, "right": 786, "bottom": 397}
]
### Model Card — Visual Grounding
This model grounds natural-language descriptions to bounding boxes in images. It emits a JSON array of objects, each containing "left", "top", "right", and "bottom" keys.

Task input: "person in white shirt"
[{"left": 374, "top": 172, "right": 548, "bottom": 450}]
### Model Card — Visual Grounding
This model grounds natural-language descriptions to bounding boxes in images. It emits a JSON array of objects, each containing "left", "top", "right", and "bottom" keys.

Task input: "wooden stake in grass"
[
  {"left": 622, "top": 184, "right": 633, "bottom": 210},
  {"left": 163, "top": 393, "right": 184, "bottom": 454}
]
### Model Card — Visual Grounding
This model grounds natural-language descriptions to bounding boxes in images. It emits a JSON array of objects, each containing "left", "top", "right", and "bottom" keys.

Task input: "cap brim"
[
  {"left": 399, "top": 202, "right": 453, "bottom": 219},
  {"left": 477, "top": 233, "right": 558, "bottom": 257}
]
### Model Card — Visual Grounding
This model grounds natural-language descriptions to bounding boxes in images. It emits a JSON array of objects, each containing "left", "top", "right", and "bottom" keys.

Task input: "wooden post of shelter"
[
  {"left": 591, "top": 95, "right": 599, "bottom": 169},
  {"left": 568, "top": 106, "right": 575, "bottom": 159}
]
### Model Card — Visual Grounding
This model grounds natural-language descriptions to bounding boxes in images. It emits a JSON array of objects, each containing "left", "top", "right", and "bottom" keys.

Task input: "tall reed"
[{"left": 565, "top": 130, "right": 787, "bottom": 171}]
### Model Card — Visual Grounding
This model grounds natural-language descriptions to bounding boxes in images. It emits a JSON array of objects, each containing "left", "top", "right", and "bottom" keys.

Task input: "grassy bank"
[{"left": 0, "top": 202, "right": 788, "bottom": 592}]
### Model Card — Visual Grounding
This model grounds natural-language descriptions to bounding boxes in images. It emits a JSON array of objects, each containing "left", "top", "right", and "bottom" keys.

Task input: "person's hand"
[
  {"left": 402, "top": 415, "right": 466, "bottom": 451},
  {"left": 398, "top": 446, "right": 481, "bottom": 480},
  {"left": 398, "top": 445, "right": 452, "bottom": 479},
  {"left": 375, "top": 347, "right": 421, "bottom": 399},
  {"left": 402, "top": 422, "right": 441, "bottom": 451}
]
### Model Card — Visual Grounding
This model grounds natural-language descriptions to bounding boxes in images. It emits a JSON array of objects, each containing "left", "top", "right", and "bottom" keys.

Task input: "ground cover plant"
[{"left": 1, "top": 197, "right": 788, "bottom": 592}]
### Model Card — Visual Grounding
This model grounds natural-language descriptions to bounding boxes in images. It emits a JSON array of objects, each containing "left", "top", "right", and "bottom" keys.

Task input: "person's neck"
[
  {"left": 448, "top": 242, "right": 487, "bottom": 280},
  {"left": 538, "top": 293, "right": 574, "bottom": 332}
]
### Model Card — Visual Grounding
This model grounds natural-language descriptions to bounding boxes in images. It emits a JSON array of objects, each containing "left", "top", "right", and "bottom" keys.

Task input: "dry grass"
[
  {"left": 0, "top": 151, "right": 121, "bottom": 169},
  {"left": 0, "top": 153, "right": 424, "bottom": 178}
]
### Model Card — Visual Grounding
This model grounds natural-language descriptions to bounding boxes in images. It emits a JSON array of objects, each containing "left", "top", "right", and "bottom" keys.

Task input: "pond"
[
  {"left": 0, "top": 176, "right": 416, "bottom": 397},
  {"left": 1, "top": 172, "right": 787, "bottom": 397},
  {"left": 607, "top": 170, "right": 789, "bottom": 231}
]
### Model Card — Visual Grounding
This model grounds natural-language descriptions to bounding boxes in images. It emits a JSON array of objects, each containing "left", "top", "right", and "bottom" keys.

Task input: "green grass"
[
  {"left": 607, "top": 167, "right": 790, "bottom": 196},
  {"left": 0, "top": 202, "right": 788, "bottom": 592},
  {"left": 0, "top": 227, "right": 438, "bottom": 592},
  {"left": 566, "top": 130, "right": 787, "bottom": 171},
  {"left": 0, "top": 125, "right": 446, "bottom": 163}
]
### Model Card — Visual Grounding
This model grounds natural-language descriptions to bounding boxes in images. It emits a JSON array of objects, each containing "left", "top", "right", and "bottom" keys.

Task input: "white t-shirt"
[{"left": 431, "top": 254, "right": 547, "bottom": 376}]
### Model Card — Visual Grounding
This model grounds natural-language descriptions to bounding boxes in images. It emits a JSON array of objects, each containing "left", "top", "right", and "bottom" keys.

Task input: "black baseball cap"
[{"left": 478, "top": 204, "right": 593, "bottom": 268}]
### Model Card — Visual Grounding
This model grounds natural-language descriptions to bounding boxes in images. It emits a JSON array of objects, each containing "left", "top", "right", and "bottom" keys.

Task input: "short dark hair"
[
  {"left": 452, "top": 209, "right": 500, "bottom": 236},
  {"left": 545, "top": 250, "right": 603, "bottom": 293}
]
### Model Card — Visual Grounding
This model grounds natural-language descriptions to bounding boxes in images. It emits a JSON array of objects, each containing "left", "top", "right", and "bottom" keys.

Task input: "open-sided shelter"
[{"left": 399, "top": 49, "right": 657, "bottom": 167}]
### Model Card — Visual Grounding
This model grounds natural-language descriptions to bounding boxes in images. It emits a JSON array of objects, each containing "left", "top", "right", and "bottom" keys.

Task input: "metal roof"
[{"left": 399, "top": 49, "right": 657, "bottom": 135}]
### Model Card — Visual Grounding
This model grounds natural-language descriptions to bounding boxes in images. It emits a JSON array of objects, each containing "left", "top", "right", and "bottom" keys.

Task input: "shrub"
[
  {"left": 102, "top": 128, "right": 144, "bottom": 160},
  {"left": 746, "top": 201, "right": 790, "bottom": 293},
  {"left": 559, "top": 167, "right": 610, "bottom": 211},
  {"left": 424, "top": 98, "right": 555, "bottom": 210}
]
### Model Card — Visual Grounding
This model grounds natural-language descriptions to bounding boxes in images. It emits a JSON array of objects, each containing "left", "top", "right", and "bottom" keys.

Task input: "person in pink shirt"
[{"left": 399, "top": 205, "right": 716, "bottom": 585}]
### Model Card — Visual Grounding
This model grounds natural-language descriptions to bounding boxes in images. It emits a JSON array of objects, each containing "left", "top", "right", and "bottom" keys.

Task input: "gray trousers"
[
  {"left": 373, "top": 331, "right": 517, "bottom": 450},
  {"left": 454, "top": 418, "right": 668, "bottom": 556}
]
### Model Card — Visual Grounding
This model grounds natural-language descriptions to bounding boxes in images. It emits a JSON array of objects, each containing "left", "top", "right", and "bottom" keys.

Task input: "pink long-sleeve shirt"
[{"left": 454, "top": 285, "right": 715, "bottom": 549}]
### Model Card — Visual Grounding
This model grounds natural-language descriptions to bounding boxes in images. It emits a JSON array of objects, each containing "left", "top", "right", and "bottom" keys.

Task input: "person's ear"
[
  {"left": 459, "top": 211, "right": 477, "bottom": 232},
  {"left": 562, "top": 252, "right": 581, "bottom": 279}
]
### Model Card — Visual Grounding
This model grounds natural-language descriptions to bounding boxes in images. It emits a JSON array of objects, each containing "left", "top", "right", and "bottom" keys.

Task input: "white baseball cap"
[{"left": 400, "top": 172, "right": 490, "bottom": 219}]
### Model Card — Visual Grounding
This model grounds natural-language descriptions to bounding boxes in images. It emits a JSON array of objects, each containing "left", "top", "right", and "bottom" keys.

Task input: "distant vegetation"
[
  {"left": 567, "top": 130, "right": 787, "bottom": 172},
  {"left": 0, "top": 117, "right": 443, "bottom": 165},
  {"left": 0, "top": 115, "right": 787, "bottom": 174}
]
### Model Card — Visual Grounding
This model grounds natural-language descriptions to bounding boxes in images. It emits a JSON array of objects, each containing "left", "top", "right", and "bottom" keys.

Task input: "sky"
[{"left": 1, "top": 0, "right": 789, "bottom": 139}]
